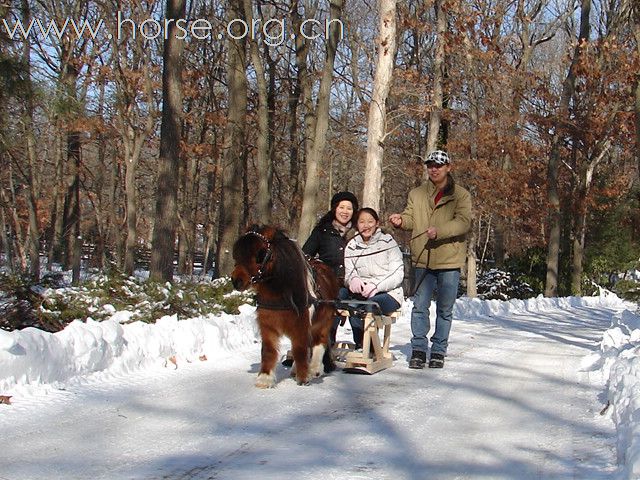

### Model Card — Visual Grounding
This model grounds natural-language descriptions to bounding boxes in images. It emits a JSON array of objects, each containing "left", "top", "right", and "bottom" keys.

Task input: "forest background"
[{"left": 1, "top": 0, "right": 639, "bottom": 310}]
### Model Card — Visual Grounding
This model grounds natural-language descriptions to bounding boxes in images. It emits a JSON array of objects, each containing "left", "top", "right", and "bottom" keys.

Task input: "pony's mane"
[
  {"left": 238, "top": 225, "right": 310, "bottom": 314},
  {"left": 267, "top": 229, "right": 310, "bottom": 314}
]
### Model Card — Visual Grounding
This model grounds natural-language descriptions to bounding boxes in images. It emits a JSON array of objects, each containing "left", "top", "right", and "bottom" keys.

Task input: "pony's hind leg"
[
  {"left": 310, "top": 305, "right": 335, "bottom": 376},
  {"left": 309, "top": 344, "right": 326, "bottom": 378}
]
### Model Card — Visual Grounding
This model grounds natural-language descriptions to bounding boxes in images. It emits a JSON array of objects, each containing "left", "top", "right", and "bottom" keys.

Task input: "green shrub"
[
  {"left": 477, "top": 269, "right": 535, "bottom": 300},
  {"left": 2, "top": 272, "right": 255, "bottom": 332},
  {"left": 504, "top": 247, "right": 546, "bottom": 296},
  {"left": 613, "top": 279, "right": 640, "bottom": 302}
]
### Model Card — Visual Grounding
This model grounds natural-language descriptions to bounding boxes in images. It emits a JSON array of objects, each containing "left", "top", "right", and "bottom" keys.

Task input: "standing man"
[{"left": 389, "top": 150, "right": 472, "bottom": 369}]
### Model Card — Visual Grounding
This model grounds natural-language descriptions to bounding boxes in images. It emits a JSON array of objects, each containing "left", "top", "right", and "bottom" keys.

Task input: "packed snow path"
[{"left": 0, "top": 300, "right": 620, "bottom": 479}]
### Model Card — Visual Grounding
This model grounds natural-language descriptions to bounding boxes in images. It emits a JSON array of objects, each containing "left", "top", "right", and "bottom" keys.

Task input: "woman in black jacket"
[
  {"left": 300, "top": 191, "right": 359, "bottom": 351},
  {"left": 302, "top": 191, "right": 359, "bottom": 284}
]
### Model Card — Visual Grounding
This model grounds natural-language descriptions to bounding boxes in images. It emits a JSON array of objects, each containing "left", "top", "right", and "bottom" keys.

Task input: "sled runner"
[{"left": 336, "top": 300, "right": 398, "bottom": 375}]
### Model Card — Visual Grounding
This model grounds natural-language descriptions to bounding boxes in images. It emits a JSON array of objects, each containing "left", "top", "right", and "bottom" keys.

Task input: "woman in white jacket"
[{"left": 343, "top": 208, "right": 404, "bottom": 348}]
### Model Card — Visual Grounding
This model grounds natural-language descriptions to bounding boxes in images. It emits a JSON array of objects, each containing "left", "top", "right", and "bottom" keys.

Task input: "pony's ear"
[
  {"left": 271, "top": 229, "right": 289, "bottom": 242},
  {"left": 256, "top": 248, "right": 271, "bottom": 264}
]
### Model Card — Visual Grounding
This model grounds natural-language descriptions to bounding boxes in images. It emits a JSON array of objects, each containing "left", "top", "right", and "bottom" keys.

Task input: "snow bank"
[
  {"left": 0, "top": 291, "right": 623, "bottom": 395},
  {"left": 0, "top": 304, "right": 259, "bottom": 396},
  {"left": 585, "top": 305, "right": 640, "bottom": 480},
  {"left": 455, "top": 290, "right": 623, "bottom": 318}
]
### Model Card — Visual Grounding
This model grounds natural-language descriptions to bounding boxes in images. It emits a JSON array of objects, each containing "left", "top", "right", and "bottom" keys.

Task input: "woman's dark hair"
[
  {"left": 355, "top": 207, "right": 380, "bottom": 223},
  {"left": 317, "top": 191, "right": 358, "bottom": 226}
]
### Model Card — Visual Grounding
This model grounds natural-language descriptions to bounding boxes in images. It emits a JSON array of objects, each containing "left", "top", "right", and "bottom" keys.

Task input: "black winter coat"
[{"left": 302, "top": 222, "right": 350, "bottom": 282}]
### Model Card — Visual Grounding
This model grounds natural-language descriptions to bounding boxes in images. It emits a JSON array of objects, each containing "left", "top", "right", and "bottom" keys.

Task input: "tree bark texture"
[
  {"left": 215, "top": 0, "right": 247, "bottom": 277},
  {"left": 243, "top": 0, "right": 272, "bottom": 223},
  {"left": 545, "top": 0, "right": 590, "bottom": 297},
  {"left": 426, "top": 0, "right": 446, "bottom": 154},
  {"left": 297, "top": 0, "right": 344, "bottom": 242},
  {"left": 149, "top": 0, "right": 186, "bottom": 282},
  {"left": 362, "top": 0, "right": 396, "bottom": 211}
]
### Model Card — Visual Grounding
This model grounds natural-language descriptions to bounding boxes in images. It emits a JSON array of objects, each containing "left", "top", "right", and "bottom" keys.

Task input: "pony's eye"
[{"left": 256, "top": 248, "right": 270, "bottom": 264}]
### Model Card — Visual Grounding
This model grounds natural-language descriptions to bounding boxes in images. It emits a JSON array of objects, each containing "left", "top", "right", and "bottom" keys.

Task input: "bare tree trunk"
[
  {"left": 21, "top": 0, "right": 40, "bottom": 280},
  {"left": 201, "top": 138, "right": 220, "bottom": 277},
  {"left": 634, "top": 19, "right": 640, "bottom": 175},
  {"left": 5, "top": 171, "right": 27, "bottom": 271},
  {"left": 178, "top": 150, "right": 200, "bottom": 276},
  {"left": 149, "top": 0, "right": 186, "bottom": 282},
  {"left": 636, "top": 74, "right": 640, "bottom": 175},
  {"left": 362, "top": 0, "right": 396, "bottom": 211},
  {"left": 426, "top": 0, "right": 446, "bottom": 153},
  {"left": 467, "top": 227, "right": 478, "bottom": 298},
  {"left": 67, "top": 130, "right": 82, "bottom": 285},
  {"left": 243, "top": 0, "right": 272, "bottom": 222},
  {"left": 93, "top": 73, "right": 108, "bottom": 269},
  {"left": 545, "top": 0, "right": 591, "bottom": 297},
  {"left": 462, "top": 30, "right": 480, "bottom": 297},
  {"left": 215, "top": 0, "right": 247, "bottom": 276},
  {"left": 106, "top": 155, "right": 121, "bottom": 268},
  {"left": 25, "top": 138, "right": 40, "bottom": 280},
  {"left": 286, "top": 0, "right": 310, "bottom": 227},
  {"left": 0, "top": 202, "right": 13, "bottom": 271},
  {"left": 570, "top": 141, "right": 610, "bottom": 294},
  {"left": 297, "top": 0, "right": 344, "bottom": 242},
  {"left": 48, "top": 128, "right": 66, "bottom": 265},
  {"left": 122, "top": 117, "right": 152, "bottom": 275},
  {"left": 123, "top": 136, "right": 138, "bottom": 275}
]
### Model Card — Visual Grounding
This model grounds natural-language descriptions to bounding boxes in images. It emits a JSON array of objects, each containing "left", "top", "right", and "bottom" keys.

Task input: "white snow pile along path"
[{"left": 0, "top": 292, "right": 639, "bottom": 479}]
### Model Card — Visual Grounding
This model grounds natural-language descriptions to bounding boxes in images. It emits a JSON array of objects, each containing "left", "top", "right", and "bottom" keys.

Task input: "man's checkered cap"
[{"left": 424, "top": 150, "right": 451, "bottom": 165}]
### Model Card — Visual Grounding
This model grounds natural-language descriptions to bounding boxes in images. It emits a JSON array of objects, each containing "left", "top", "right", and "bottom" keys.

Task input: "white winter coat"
[{"left": 344, "top": 228, "right": 404, "bottom": 305}]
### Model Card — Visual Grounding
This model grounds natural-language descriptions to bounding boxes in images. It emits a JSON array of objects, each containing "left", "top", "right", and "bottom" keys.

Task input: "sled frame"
[{"left": 336, "top": 300, "right": 398, "bottom": 375}]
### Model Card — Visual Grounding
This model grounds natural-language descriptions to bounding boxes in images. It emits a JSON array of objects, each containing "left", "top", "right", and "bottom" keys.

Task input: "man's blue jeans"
[{"left": 410, "top": 268, "right": 460, "bottom": 355}]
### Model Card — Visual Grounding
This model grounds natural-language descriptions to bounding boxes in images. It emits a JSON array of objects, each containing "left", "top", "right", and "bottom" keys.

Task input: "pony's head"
[
  {"left": 231, "top": 225, "right": 310, "bottom": 313},
  {"left": 231, "top": 225, "right": 277, "bottom": 291}
]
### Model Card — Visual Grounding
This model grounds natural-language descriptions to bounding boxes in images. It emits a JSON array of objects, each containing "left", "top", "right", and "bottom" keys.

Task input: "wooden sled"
[
  {"left": 283, "top": 300, "right": 398, "bottom": 375},
  {"left": 337, "top": 300, "right": 398, "bottom": 375}
]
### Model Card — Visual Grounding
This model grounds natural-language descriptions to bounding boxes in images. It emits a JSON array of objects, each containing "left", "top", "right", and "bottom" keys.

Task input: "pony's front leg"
[
  {"left": 290, "top": 341, "right": 310, "bottom": 385},
  {"left": 256, "top": 329, "right": 279, "bottom": 388}
]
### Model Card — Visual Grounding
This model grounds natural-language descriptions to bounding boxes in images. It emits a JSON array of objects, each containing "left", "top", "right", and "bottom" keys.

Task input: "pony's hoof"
[
  {"left": 255, "top": 372, "right": 276, "bottom": 388},
  {"left": 296, "top": 378, "right": 310, "bottom": 386},
  {"left": 323, "top": 361, "right": 337, "bottom": 373}
]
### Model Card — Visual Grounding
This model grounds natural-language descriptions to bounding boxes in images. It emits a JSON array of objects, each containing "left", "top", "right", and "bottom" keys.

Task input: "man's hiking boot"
[
  {"left": 429, "top": 352, "right": 445, "bottom": 369},
  {"left": 408, "top": 350, "right": 426, "bottom": 369}
]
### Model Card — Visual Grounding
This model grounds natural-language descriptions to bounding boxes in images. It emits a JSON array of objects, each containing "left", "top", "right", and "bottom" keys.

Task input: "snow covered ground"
[{"left": 0, "top": 291, "right": 639, "bottom": 479}]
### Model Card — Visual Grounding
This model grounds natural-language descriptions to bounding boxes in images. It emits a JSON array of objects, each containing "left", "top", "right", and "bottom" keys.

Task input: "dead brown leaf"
[
  {"left": 0, "top": 395, "right": 12, "bottom": 405},
  {"left": 167, "top": 355, "right": 178, "bottom": 369}
]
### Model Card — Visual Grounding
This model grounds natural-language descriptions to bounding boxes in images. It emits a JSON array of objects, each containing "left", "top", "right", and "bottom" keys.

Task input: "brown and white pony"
[{"left": 231, "top": 225, "right": 339, "bottom": 388}]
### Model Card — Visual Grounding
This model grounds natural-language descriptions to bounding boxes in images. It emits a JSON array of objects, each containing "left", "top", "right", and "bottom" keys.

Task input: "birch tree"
[
  {"left": 425, "top": 0, "right": 446, "bottom": 154},
  {"left": 362, "top": 0, "right": 396, "bottom": 210}
]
